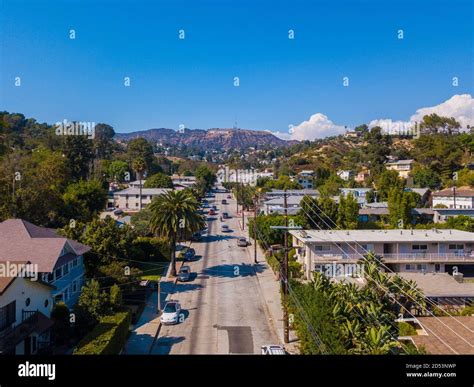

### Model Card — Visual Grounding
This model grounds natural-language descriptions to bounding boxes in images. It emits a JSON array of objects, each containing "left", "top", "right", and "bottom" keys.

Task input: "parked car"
[
  {"left": 178, "top": 266, "right": 191, "bottom": 282},
  {"left": 237, "top": 237, "right": 248, "bottom": 247},
  {"left": 221, "top": 224, "right": 230, "bottom": 232},
  {"left": 261, "top": 345, "right": 286, "bottom": 355},
  {"left": 221, "top": 199, "right": 227, "bottom": 205},
  {"left": 222, "top": 212, "right": 230, "bottom": 219},
  {"left": 113, "top": 209, "right": 124, "bottom": 216},
  {"left": 183, "top": 247, "right": 196, "bottom": 261},
  {"left": 191, "top": 232, "right": 202, "bottom": 242},
  {"left": 227, "top": 194, "right": 232, "bottom": 199},
  {"left": 160, "top": 301, "right": 182, "bottom": 325},
  {"left": 208, "top": 209, "right": 216, "bottom": 216}
]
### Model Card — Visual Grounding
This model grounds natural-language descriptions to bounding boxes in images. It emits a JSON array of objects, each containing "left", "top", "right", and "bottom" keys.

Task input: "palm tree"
[
  {"left": 132, "top": 157, "right": 146, "bottom": 211},
  {"left": 148, "top": 190, "right": 206, "bottom": 276}
]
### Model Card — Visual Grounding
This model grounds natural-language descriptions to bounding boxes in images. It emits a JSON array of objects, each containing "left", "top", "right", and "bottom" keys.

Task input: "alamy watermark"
[
  {"left": 55, "top": 119, "right": 95, "bottom": 139},
  {"left": 315, "top": 262, "right": 365, "bottom": 278},
  {"left": 0, "top": 261, "right": 39, "bottom": 282}
]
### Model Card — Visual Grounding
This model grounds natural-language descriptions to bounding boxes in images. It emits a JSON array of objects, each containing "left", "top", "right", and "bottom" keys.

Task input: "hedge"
[{"left": 73, "top": 311, "right": 131, "bottom": 355}]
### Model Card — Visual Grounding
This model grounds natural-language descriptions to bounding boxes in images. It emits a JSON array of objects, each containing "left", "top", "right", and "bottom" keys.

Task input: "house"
[
  {"left": 265, "top": 189, "right": 320, "bottom": 199},
  {"left": 290, "top": 229, "right": 474, "bottom": 280},
  {"left": 433, "top": 208, "right": 474, "bottom": 223},
  {"left": 113, "top": 188, "right": 172, "bottom": 211},
  {"left": 331, "top": 195, "right": 366, "bottom": 208},
  {"left": 0, "top": 219, "right": 91, "bottom": 310},
  {"left": 358, "top": 207, "right": 434, "bottom": 224},
  {"left": 171, "top": 175, "right": 197, "bottom": 190},
  {"left": 128, "top": 180, "right": 145, "bottom": 189},
  {"left": 355, "top": 169, "right": 370, "bottom": 183},
  {"left": 297, "top": 170, "right": 314, "bottom": 189},
  {"left": 344, "top": 131, "right": 361, "bottom": 139},
  {"left": 432, "top": 186, "right": 474, "bottom": 209},
  {"left": 262, "top": 195, "right": 318, "bottom": 215},
  {"left": 337, "top": 170, "right": 354, "bottom": 181},
  {"left": 339, "top": 188, "right": 373, "bottom": 200},
  {"left": 0, "top": 262, "right": 55, "bottom": 354},
  {"left": 385, "top": 159, "right": 414, "bottom": 179}
]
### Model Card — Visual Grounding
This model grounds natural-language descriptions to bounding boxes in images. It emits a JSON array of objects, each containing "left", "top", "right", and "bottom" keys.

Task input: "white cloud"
[
  {"left": 269, "top": 130, "right": 293, "bottom": 140},
  {"left": 409, "top": 94, "right": 474, "bottom": 128},
  {"left": 287, "top": 113, "right": 346, "bottom": 141},
  {"left": 369, "top": 94, "right": 474, "bottom": 133}
]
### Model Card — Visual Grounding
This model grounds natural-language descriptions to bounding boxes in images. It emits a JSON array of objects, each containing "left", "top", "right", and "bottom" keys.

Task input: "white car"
[
  {"left": 221, "top": 224, "right": 230, "bottom": 232},
  {"left": 261, "top": 345, "right": 286, "bottom": 355},
  {"left": 160, "top": 301, "right": 182, "bottom": 325}
]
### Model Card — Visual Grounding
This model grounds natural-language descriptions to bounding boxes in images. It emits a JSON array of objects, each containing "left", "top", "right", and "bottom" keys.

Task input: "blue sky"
[{"left": 0, "top": 0, "right": 472, "bottom": 138}]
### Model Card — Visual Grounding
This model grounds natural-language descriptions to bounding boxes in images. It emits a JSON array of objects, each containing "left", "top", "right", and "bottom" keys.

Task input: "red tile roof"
[{"left": 0, "top": 219, "right": 90, "bottom": 272}]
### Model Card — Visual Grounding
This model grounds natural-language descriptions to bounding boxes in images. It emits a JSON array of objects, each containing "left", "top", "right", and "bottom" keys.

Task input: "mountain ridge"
[{"left": 114, "top": 127, "right": 297, "bottom": 150}]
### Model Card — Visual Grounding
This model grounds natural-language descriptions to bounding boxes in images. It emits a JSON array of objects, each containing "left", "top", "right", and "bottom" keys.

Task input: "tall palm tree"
[
  {"left": 148, "top": 190, "right": 206, "bottom": 276},
  {"left": 132, "top": 157, "right": 146, "bottom": 211}
]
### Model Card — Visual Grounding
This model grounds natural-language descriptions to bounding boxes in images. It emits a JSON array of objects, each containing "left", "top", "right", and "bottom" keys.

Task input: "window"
[
  {"left": 44, "top": 299, "right": 49, "bottom": 308},
  {"left": 314, "top": 245, "right": 331, "bottom": 252},
  {"left": 0, "top": 301, "right": 16, "bottom": 331},
  {"left": 63, "top": 263, "right": 69, "bottom": 275},
  {"left": 361, "top": 244, "right": 374, "bottom": 252},
  {"left": 25, "top": 298, "right": 31, "bottom": 307},
  {"left": 54, "top": 267, "right": 62, "bottom": 280},
  {"left": 31, "top": 336, "right": 37, "bottom": 353},
  {"left": 64, "top": 287, "right": 70, "bottom": 301},
  {"left": 416, "top": 264, "right": 427, "bottom": 271},
  {"left": 72, "top": 280, "right": 77, "bottom": 293},
  {"left": 449, "top": 244, "right": 464, "bottom": 250},
  {"left": 412, "top": 245, "right": 427, "bottom": 251}
]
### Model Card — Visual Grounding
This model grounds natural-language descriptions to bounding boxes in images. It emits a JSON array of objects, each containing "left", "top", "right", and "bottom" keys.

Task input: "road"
[{"left": 151, "top": 188, "right": 278, "bottom": 354}]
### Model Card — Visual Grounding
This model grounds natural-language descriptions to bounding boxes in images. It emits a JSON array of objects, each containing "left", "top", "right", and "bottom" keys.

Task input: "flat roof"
[
  {"left": 114, "top": 188, "right": 172, "bottom": 196},
  {"left": 290, "top": 229, "right": 474, "bottom": 243}
]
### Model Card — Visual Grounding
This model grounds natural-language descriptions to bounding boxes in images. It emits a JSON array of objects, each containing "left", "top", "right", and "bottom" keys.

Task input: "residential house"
[
  {"left": 337, "top": 170, "right": 354, "bottom": 181},
  {"left": 432, "top": 186, "right": 474, "bottom": 209},
  {"left": 297, "top": 170, "right": 315, "bottom": 189},
  {"left": 355, "top": 169, "right": 370, "bottom": 183},
  {"left": 0, "top": 219, "right": 91, "bottom": 310},
  {"left": 0, "top": 262, "right": 55, "bottom": 355},
  {"left": 113, "top": 188, "right": 172, "bottom": 211},
  {"left": 290, "top": 229, "right": 474, "bottom": 280},
  {"left": 265, "top": 189, "right": 320, "bottom": 199},
  {"left": 262, "top": 195, "right": 318, "bottom": 215},
  {"left": 433, "top": 208, "right": 474, "bottom": 223},
  {"left": 385, "top": 159, "right": 414, "bottom": 179}
]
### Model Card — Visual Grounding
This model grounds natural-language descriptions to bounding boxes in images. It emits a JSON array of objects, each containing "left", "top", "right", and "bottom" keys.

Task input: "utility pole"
[
  {"left": 253, "top": 194, "right": 258, "bottom": 264},
  {"left": 269, "top": 189, "right": 302, "bottom": 344},
  {"left": 241, "top": 181, "right": 245, "bottom": 230},
  {"left": 452, "top": 185, "right": 457, "bottom": 209},
  {"left": 283, "top": 189, "right": 289, "bottom": 344},
  {"left": 236, "top": 169, "right": 239, "bottom": 213},
  {"left": 157, "top": 281, "right": 161, "bottom": 313}
]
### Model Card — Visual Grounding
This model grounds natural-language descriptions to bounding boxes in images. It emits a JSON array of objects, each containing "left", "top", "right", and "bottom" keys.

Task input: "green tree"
[
  {"left": 143, "top": 172, "right": 173, "bottom": 188},
  {"left": 51, "top": 302, "right": 70, "bottom": 345},
  {"left": 106, "top": 160, "right": 129, "bottom": 183},
  {"left": 376, "top": 170, "right": 405, "bottom": 201},
  {"left": 61, "top": 135, "right": 94, "bottom": 181},
  {"left": 76, "top": 279, "right": 110, "bottom": 325},
  {"left": 63, "top": 179, "right": 107, "bottom": 222},
  {"left": 148, "top": 190, "right": 206, "bottom": 276},
  {"left": 93, "top": 123, "right": 115, "bottom": 159},
  {"left": 127, "top": 138, "right": 154, "bottom": 171}
]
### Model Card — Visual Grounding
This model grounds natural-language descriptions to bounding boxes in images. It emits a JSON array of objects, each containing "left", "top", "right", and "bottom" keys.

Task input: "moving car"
[
  {"left": 208, "top": 209, "right": 216, "bottom": 216},
  {"left": 227, "top": 194, "right": 232, "bottom": 199},
  {"left": 221, "top": 224, "right": 230, "bottom": 232},
  {"left": 222, "top": 212, "right": 230, "bottom": 219},
  {"left": 237, "top": 237, "right": 248, "bottom": 247},
  {"left": 183, "top": 247, "right": 196, "bottom": 261},
  {"left": 221, "top": 199, "right": 227, "bottom": 205},
  {"left": 160, "top": 301, "right": 182, "bottom": 325},
  {"left": 178, "top": 266, "right": 191, "bottom": 282},
  {"left": 261, "top": 345, "right": 286, "bottom": 355}
]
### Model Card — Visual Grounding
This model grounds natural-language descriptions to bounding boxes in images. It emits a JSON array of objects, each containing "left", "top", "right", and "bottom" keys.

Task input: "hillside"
[{"left": 114, "top": 128, "right": 297, "bottom": 150}]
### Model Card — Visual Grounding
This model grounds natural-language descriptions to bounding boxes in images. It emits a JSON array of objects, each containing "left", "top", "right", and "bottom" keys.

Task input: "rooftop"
[
  {"left": 433, "top": 186, "right": 474, "bottom": 197},
  {"left": 385, "top": 159, "right": 414, "bottom": 165},
  {"left": 0, "top": 219, "right": 90, "bottom": 272},
  {"left": 113, "top": 187, "right": 172, "bottom": 196},
  {"left": 290, "top": 228, "right": 474, "bottom": 244}
]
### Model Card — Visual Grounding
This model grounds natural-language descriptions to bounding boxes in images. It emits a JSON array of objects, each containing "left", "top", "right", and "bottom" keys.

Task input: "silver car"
[{"left": 178, "top": 266, "right": 191, "bottom": 282}]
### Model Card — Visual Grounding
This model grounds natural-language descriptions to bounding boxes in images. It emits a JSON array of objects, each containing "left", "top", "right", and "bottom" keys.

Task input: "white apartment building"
[
  {"left": 290, "top": 229, "right": 474, "bottom": 280},
  {"left": 113, "top": 188, "right": 172, "bottom": 211},
  {"left": 385, "top": 159, "right": 414, "bottom": 179},
  {"left": 432, "top": 187, "right": 474, "bottom": 209}
]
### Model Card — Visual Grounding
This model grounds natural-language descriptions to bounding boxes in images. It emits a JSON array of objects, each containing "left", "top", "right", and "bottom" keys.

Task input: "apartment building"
[
  {"left": 113, "top": 188, "right": 172, "bottom": 211},
  {"left": 290, "top": 229, "right": 474, "bottom": 280},
  {"left": 297, "top": 170, "right": 315, "bottom": 189},
  {"left": 385, "top": 159, "right": 414, "bottom": 179},
  {"left": 432, "top": 186, "right": 474, "bottom": 209}
]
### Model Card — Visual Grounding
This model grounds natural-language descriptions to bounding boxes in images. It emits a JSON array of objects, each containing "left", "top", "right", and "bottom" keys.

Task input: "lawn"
[{"left": 138, "top": 262, "right": 167, "bottom": 281}]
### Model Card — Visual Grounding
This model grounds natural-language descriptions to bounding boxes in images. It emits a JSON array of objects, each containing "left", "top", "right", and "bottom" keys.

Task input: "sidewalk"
[
  {"left": 123, "top": 264, "right": 178, "bottom": 354},
  {"left": 238, "top": 215, "right": 299, "bottom": 354}
]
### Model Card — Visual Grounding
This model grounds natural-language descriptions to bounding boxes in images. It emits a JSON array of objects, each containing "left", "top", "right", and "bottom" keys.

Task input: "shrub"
[
  {"left": 398, "top": 321, "right": 417, "bottom": 336},
  {"left": 73, "top": 310, "right": 131, "bottom": 355},
  {"left": 51, "top": 302, "right": 70, "bottom": 345}
]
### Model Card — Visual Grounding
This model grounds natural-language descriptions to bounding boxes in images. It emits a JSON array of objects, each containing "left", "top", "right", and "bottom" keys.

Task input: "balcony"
[{"left": 311, "top": 252, "right": 474, "bottom": 264}]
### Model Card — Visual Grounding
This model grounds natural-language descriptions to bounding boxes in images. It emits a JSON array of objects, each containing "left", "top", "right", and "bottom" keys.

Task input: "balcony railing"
[{"left": 310, "top": 252, "right": 474, "bottom": 263}]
